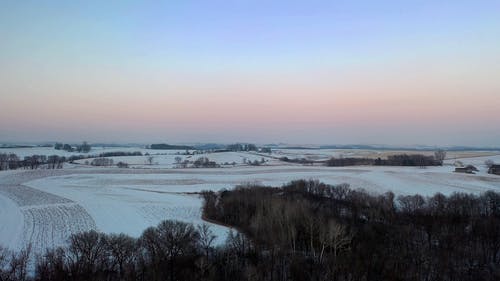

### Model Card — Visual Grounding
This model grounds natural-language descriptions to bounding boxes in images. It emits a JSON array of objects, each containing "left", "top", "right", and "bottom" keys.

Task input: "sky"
[{"left": 1, "top": 0, "right": 499, "bottom": 146}]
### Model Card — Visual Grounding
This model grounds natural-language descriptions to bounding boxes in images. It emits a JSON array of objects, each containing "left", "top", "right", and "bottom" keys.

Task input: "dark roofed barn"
[
  {"left": 455, "top": 165, "right": 479, "bottom": 174},
  {"left": 488, "top": 164, "right": 500, "bottom": 175}
]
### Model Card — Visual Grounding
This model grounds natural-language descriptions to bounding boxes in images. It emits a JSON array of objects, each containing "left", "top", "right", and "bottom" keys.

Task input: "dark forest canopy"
[
  {"left": 325, "top": 153, "right": 442, "bottom": 167},
  {"left": 201, "top": 180, "right": 500, "bottom": 281},
  {"left": 148, "top": 143, "right": 195, "bottom": 150}
]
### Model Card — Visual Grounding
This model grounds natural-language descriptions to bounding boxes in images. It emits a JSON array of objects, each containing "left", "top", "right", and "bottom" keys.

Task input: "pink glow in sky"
[{"left": 1, "top": 1, "right": 499, "bottom": 145}]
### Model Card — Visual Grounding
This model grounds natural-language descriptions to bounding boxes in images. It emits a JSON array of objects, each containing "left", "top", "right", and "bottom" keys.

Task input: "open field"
[{"left": 1, "top": 148, "right": 500, "bottom": 256}]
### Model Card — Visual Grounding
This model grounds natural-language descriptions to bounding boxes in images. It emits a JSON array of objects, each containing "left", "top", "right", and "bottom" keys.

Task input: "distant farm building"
[
  {"left": 455, "top": 165, "right": 479, "bottom": 174},
  {"left": 488, "top": 165, "right": 500, "bottom": 175}
]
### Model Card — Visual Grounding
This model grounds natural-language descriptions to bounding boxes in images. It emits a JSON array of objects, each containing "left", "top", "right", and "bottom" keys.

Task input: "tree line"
[
  {"left": 0, "top": 150, "right": 145, "bottom": 171},
  {"left": 325, "top": 150, "right": 446, "bottom": 167},
  {"left": 174, "top": 157, "right": 220, "bottom": 168},
  {"left": 1, "top": 221, "right": 256, "bottom": 281},
  {"left": 226, "top": 143, "right": 258, "bottom": 152},
  {"left": 149, "top": 144, "right": 194, "bottom": 150},
  {"left": 54, "top": 142, "right": 91, "bottom": 153},
  {"left": 0, "top": 154, "right": 65, "bottom": 170}
]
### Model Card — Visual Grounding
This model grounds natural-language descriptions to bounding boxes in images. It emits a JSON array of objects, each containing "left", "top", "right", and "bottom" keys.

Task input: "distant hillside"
[
  {"left": 149, "top": 143, "right": 194, "bottom": 150},
  {"left": 0, "top": 144, "right": 34, "bottom": 149},
  {"left": 319, "top": 145, "right": 500, "bottom": 151}
]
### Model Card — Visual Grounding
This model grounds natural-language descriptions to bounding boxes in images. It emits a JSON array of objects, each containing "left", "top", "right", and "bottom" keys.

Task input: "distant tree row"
[
  {"left": 54, "top": 142, "right": 91, "bottom": 153},
  {"left": 149, "top": 144, "right": 194, "bottom": 150},
  {"left": 192, "top": 157, "right": 218, "bottom": 168},
  {"left": 259, "top": 147, "right": 272, "bottom": 153},
  {"left": 90, "top": 158, "right": 114, "bottom": 167},
  {"left": 245, "top": 157, "right": 266, "bottom": 166},
  {"left": 173, "top": 157, "right": 266, "bottom": 168},
  {"left": 280, "top": 157, "right": 315, "bottom": 165},
  {"left": 0, "top": 150, "right": 146, "bottom": 170},
  {"left": 325, "top": 151, "right": 445, "bottom": 167},
  {"left": 174, "top": 157, "right": 219, "bottom": 168},
  {"left": 98, "top": 151, "right": 142, "bottom": 157},
  {"left": 226, "top": 143, "right": 257, "bottom": 152},
  {"left": 0, "top": 153, "right": 65, "bottom": 170},
  {"left": 324, "top": 157, "right": 373, "bottom": 166}
]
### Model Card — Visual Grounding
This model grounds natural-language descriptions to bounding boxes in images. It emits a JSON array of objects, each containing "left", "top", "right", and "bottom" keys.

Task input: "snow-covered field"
[
  {"left": 0, "top": 146, "right": 193, "bottom": 158},
  {"left": 73, "top": 151, "right": 277, "bottom": 168},
  {"left": 1, "top": 148, "right": 500, "bottom": 257},
  {"left": 269, "top": 148, "right": 500, "bottom": 161}
]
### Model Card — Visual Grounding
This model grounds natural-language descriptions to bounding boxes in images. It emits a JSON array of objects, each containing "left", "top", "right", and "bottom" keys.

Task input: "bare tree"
[
  {"left": 0, "top": 153, "right": 8, "bottom": 170},
  {"left": 197, "top": 224, "right": 216, "bottom": 259},
  {"left": 485, "top": 159, "right": 495, "bottom": 168},
  {"left": 174, "top": 156, "right": 182, "bottom": 164},
  {"left": 319, "top": 220, "right": 352, "bottom": 260},
  {"left": 0, "top": 245, "right": 11, "bottom": 280},
  {"left": 68, "top": 231, "right": 108, "bottom": 277},
  {"left": 434, "top": 149, "right": 446, "bottom": 165},
  {"left": 140, "top": 220, "right": 200, "bottom": 281},
  {"left": 4, "top": 245, "right": 31, "bottom": 281},
  {"left": 106, "top": 233, "right": 137, "bottom": 279}
]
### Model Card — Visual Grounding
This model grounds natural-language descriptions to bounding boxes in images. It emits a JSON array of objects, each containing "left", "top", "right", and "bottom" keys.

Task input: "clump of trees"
[
  {"left": 324, "top": 157, "right": 372, "bottom": 166},
  {"left": 0, "top": 153, "right": 65, "bottom": 170},
  {"left": 192, "top": 157, "right": 219, "bottom": 168},
  {"left": 246, "top": 158, "right": 266, "bottom": 166},
  {"left": 259, "top": 147, "right": 272, "bottom": 153},
  {"left": 54, "top": 143, "right": 73, "bottom": 152},
  {"left": 116, "top": 161, "right": 129, "bottom": 168},
  {"left": 0, "top": 153, "right": 20, "bottom": 170},
  {"left": 382, "top": 153, "right": 440, "bottom": 166},
  {"left": 77, "top": 142, "right": 91, "bottom": 153},
  {"left": 173, "top": 157, "right": 219, "bottom": 168},
  {"left": 434, "top": 149, "right": 447, "bottom": 164},
  {"left": 279, "top": 157, "right": 314, "bottom": 165},
  {"left": 326, "top": 153, "right": 442, "bottom": 167},
  {"left": 46, "top": 155, "right": 65, "bottom": 169},
  {"left": 226, "top": 143, "right": 257, "bottom": 152},
  {"left": 98, "top": 151, "right": 142, "bottom": 157},
  {"left": 90, "top": 158, "right": 114, "bottom": 167},
  {"left": 54, "top": 142, "right": 91, "bottom": 153},
  {"left": 149, "top": 144, "right": 194, "bottom": 150}
]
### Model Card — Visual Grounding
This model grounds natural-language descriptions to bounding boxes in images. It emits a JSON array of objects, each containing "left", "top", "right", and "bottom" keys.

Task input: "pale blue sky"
[{"left": 1, "top": 1, "right": 499, "bottom": 145}]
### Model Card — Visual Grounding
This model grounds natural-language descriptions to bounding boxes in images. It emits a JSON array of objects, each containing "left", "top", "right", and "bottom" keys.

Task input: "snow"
[
  {"left": 1, "top": 149, "right": 500, "bottom": 257},
  {"left": 444, "top": 154, "right": 500, "bottom": 171},
  {"left": 0, "top": 170, "right": 97, "bottom": 254},
  {"left": 0, "top": 146, "right": 193, "bottom": 158},
  {"left": 21, "top": 203, "right": 96, "bottom": 254},
  {"left": 0, "top": 194, "right": 23, "bottom": 250},
  {"left": 270, "top": 148, "right": 500, "bottom": 162},
  {"left": 269, "top": 149, "right": 345, "bottom": 160},
  {"left": 24, "top": 175, "right": 229, "bottom": 246},
  {"left": 73, "top": 151, "right": 277, "bottom": 168}
]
